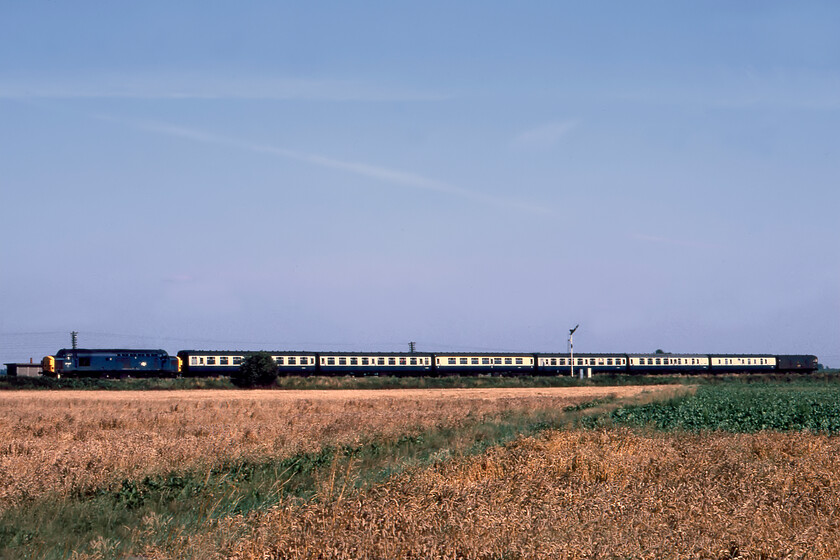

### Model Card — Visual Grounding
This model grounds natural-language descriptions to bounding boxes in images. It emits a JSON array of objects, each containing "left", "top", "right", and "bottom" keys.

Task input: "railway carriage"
[
  {"left": 708, "top": 354, "right": 775, "bottom": 374},
  {"left": 317, "top": 352, "right": 433, "bottom": 376},
  {"left": 177, "top": 350, "right": 317, "bottom": 376},
  {"left": 537, "top": 353, "right": 627, "bottom": 376},
  {"left": 776, "top": 354, "right": 819, "bottom": 372},
  {"left": 434, "top": 353, "right": 535, "bottom": 376},
  {"left": 628, "top": 354, "right": 710, "bottom": 375}
]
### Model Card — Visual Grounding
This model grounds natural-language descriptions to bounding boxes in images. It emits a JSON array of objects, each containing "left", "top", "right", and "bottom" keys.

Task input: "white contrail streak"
[{"left": 100, "top": 116, "right": 551, "bottom": 215}]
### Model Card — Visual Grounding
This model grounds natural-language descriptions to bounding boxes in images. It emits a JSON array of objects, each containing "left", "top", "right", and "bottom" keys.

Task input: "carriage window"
[
  {"left": 378, "top": 357, "right": 385, "bottom": 365},
  {"left": 410, "top": 358, "right": 417, "bottom": 365},
  {"left": 505, "top": 358, "right": 512, "bottom": 365},
  {"left": 460, "top": 358, "right": 468, "bottom": 365},
  {"left": 471, "top": 357, "right": 479, "bottom": 364},
  {"left": 606, "top": 358, "right": 613, "bottom": 365},
  {"left": 481, "top": 358, "right": 490, "bottom": 365},
  {"left": 328, "top": 357, "right": 335, "bottom": 365},
  {"left": 388, "top": 357, "right": 396, "bottom": 365},
  {"left": 400, "top": 358, "right": 407, "bottom": 365},
  {"left": 515, "top": 358, "right": 523, "bottom": 365},
  {"left": 274, "top": 357, "right": 284, "bottom": 365},
  {"left": 550, "top": 358, "right": 557, "bottom": 366},
  {"left": 361, "top": 357, "right": 369, "bottom": 366},
  {"left": 494, "top": 358, "right": 502, "bottom": 365},
  {"left": 448, "top": 358, "right": 456, "bottom": 365},
  {"left": 207, "top": 357, "right": 216, "bottom": 365},
  {"left": 220, "top": 357, "right": 229, "bottom": 365},
  {"left": 350, "top": 357, "right": 358, "bottom": 365},
  {"left": 289, "top": 357, "right": 298, "bottom": 365},
  {"left": 190, "top": 357, "right": 198, "bottom": 365}
]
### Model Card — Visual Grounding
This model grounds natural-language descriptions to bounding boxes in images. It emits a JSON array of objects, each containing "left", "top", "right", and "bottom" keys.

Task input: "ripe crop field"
[
  {"left": 0, "top": 386, "right": 654, "bottom": 509},
  {"left": 2, "top": 380, "right": 839, "bottom": 559},
  {"left": 0, "top": 385, "right": 672, "bottom": 558},
  {"left": 230, "top": 430, "right": 840, "bottom": 559}
]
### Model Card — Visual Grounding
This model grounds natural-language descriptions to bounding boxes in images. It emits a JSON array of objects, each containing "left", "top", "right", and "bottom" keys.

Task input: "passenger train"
[{"left": 39, "top": 347, "right": 819, "bottom": 378}]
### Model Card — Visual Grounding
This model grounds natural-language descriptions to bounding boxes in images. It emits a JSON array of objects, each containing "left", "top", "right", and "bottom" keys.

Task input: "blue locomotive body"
[{"left": 47, "top": 348, "right": 180, "bottom": 377}]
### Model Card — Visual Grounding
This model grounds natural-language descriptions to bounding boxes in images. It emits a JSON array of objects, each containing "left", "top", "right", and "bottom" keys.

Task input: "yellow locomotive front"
[{"left": 41, "top": 355, "right": 56, "bottom": 376}]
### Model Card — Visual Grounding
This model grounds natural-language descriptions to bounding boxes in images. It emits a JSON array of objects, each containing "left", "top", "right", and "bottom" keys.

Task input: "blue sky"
[{"left": 1, "top": 1, "right": 838, "bottom": 366}]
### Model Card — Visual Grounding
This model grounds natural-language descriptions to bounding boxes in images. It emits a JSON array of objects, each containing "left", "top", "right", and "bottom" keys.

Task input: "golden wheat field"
[
  {"left": 0, "top": 386, "right": 669, "bottom": 510},
  {"left": 206, "top": 429, "right": 840, "bottom": 560}
]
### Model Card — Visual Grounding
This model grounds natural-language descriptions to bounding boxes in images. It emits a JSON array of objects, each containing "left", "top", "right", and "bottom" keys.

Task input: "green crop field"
[{"left": 587, "top": 382, "right": 840, "bottom": 433}]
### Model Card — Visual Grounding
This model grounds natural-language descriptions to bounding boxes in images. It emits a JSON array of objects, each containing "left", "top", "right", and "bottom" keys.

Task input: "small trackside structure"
[{"left": 3, "top": 363, "right": 43, "bottom": 377}]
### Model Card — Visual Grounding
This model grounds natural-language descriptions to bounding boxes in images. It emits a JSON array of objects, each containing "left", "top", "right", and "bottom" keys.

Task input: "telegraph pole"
[
  {"left": 568, "top": 324, "right": 579, "bottom": 377},
  {"left": 71, "top": 331, "right": 78, "bottom": 350},
  {"left": 408, "top": 341, "right": 416, "bottom": 353}
]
